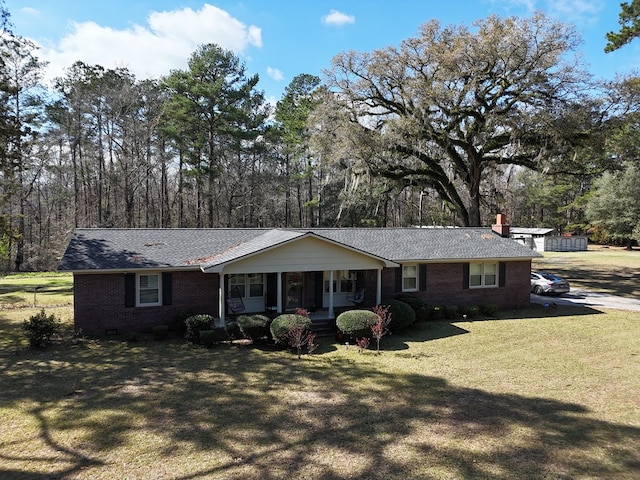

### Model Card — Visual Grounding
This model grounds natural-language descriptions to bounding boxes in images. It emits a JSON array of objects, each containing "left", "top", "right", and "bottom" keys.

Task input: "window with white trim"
[
  {"left": 324, "top": 270, "right": 355, "bottom": 294},
  {"left": 402, "top": 264, "right": 418, "bottom": 292},
  {"left": 469, "top": 262, "right": 498, "bottom": 288},
  {"left": 229, "top": 274, "right": 264, "bottom": 298},
  {"left": 137, "top": 273, "right": 161, "bottom": 306},
  {"left": 248, "top": 273, "right": 264, "bottom": 297}
]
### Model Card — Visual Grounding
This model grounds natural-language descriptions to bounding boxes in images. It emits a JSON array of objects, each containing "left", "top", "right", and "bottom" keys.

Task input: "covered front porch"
[
  {"left": 200, "top": 231, "right": 397, "bottom": 324},
  {"left": 219, "top": 268, "right": 382, "bottom": 324}
]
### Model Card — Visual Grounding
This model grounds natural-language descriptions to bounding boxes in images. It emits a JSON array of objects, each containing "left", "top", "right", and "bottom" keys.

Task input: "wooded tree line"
[{"left": 1, "top": 3, "right": 640, "bottom": 271}]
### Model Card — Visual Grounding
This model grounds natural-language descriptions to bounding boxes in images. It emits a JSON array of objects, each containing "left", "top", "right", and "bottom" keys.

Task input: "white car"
[{"left": 530, "top": 271, "right": 570, "bottom": 296}]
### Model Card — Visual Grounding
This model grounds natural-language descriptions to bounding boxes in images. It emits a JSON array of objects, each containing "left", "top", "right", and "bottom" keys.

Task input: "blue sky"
[{"left": 4, "top": 0, "right": 638, "bottom": 102}]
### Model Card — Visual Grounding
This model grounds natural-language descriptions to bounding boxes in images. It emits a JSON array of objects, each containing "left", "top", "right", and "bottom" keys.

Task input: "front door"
[{"left": 285, "top": 272, "right": 304, "bottom": 310}]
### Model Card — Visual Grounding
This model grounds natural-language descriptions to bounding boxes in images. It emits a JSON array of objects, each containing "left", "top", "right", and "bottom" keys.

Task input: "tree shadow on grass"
[
  {"left": 495, "top": 303, "right": 603, "bottom": 320},
  {"left": 0, "top": 293, "right": 25, "bottom": 307},
  {"left": 0, "top": 402, "right": 104, "bottom": 480},
  {"left": 0, "top": 339, "right": 638, "bottom": 479},
  {"left": 533, "top": 261, "right": 640, "bottom": 298},
  {"left": 363, "top": 322, "right": 470, "bottom": 353}
]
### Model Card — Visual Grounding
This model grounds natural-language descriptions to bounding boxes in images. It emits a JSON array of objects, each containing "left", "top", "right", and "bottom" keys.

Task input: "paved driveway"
[{"left": 531, "top": 289, "right": 640, "bottom": 312}]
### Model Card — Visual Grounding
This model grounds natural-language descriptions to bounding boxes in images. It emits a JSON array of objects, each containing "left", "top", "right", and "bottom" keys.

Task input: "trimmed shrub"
[
  {"left": 426, "top": 305, "right": 444, "bottom": 320},
  {"left": 199, "top": 330, "right": 217, "bottom": 348},
  {"left": 152, "top": 324, "right": 169, "bottom": 340},
  {"left": 270, "top": 314, "right": 312, "bottom": 345},
  {"left": 480, "top": 303, "right": 498, "bottom": 316},
  {"left": 225, "top": 320, "right": 241, "bottom": 340},
  {"left": 383, "top": 299, "right": 416, "bottom": 331},
  {"left": 184, "top": 314, "right": 214, "bottom": 343},
  {"left": 395, "top": 294, "right": 429, "bottom": 322},
  {"left": 174, "top": 310, "right": 195, "bottom": 334},
  {"left": 442, "top": 305, "right": 459, "bottom": 320},
  {"left": 336, "top": 309, "right": 380, "bottom": 339},
  {"left": 237, "top": 314, "right": 271, "bottom": 342},
  {"left": 460, "top": 305, "right": 480, "bottom": 318},
  {"left": 23, "top": 309, "right": 61, "bottom": 348}
]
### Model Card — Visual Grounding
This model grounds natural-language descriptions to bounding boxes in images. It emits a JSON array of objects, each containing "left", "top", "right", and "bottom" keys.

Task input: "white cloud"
[
  {"left": 321, "top": 9, "right": 355, "bottom": 27},
  {"left": 19, "top": 7, "right": 41, "bottom": 17},
  {"left": 546, "top": 0, "right": 604, "bottom": 25},
  {"left": 504, "top": 0, "right": 536, "bottom": 10},
  {"left": 266, "top": 66, "right": 284, "bottom": 81},
  {"left": 34, "top": 3, "right": 262, "bottom": 84},
  {"left": 490, "top": 0, "right": 604, "bottom": 24},
  {"left": 547, "top": 0, "right": 604, "bottom": 18}
]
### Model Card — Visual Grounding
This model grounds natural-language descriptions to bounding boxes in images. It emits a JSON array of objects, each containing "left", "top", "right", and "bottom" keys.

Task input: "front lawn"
[{"left": 1, "top": 304, "right": 638, "bottom": 479}]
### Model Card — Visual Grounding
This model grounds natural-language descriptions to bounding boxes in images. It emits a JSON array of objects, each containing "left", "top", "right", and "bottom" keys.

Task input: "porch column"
[
  {"left": 219, "top": 273, "right": 226, "bottom": 324},
  {"left": 376, "top": 268, "right": 382, "bottom": 305},
  {"left": 277, "top": 271, "right": 283, "bottom": 313},
  {"left": 328, "top": 270, "right": 334, "bottom": 318}
]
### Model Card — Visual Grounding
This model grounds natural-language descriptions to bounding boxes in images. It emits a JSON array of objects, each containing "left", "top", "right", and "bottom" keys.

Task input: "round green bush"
[
  {"left": 442, "top": 305, "right": 458, "bottom": 320},
  {"left": 480, "top": 303, "right": 498, "bottom": 316},
  {"left": 460, "top": 305, "right": 480, "bottom": 318},
  {"left": 427, "top": 305, "right": 444, "bottom": 320},
  {"left": 184, "top": 314, "right": 214, "bottom": 343},
  {"left": 336, "top": 309, "right": 380, "bottom": 339},
  {"left": 237, "top": 314, "right": 271, "bottom": 341},
  {"left": 395, "top": 294, "right": 428, "bottom": 322},
  {"left": 174, "top": 310, "right": 196, "bottom": 334},
  {"left": 225, "top": 320, "right": 241, "bottom": 340},
  {"left": 383, "top": 299, "right": 416, "bottom": 331},
  {"left": 270, "top": 314, "right": 312, "bottom": 345},
  {"left": 199, "top": 329, "right": 217, "bottom": 347}
]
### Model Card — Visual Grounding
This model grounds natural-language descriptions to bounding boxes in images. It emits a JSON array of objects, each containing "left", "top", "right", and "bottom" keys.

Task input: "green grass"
[
  {"left": 0, "top": 253, "right": 639, "bottom": 479},
  {"left": 532, "top": 245, "right": 640, "bottom": 298},
  {"left": 0, "top": 303, "right": 639, "bottom": 480},
  {"left": 0, "top": 272, "right": 73, "bottom": 308}
]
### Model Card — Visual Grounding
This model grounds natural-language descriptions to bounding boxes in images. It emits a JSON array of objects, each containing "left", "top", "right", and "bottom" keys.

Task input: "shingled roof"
[{"left": 58, "top": 227, "right": 539, "bottom": 272}]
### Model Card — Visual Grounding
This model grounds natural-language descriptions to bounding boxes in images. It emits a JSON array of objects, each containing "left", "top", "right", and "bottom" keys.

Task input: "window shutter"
[
  {"left": 162, "top": 272, "right": 172, "bottom": 305},
  {"left": 499, "top": 262, "right": 506, "bottom": 287},
  {"left": 395, "top": 266, "right": 403, "bottom": 292},
  {"left": 266, "top": 273, "right": 278, "bottom": 307},
  {"left": 125, "top": 273, "right": 135, "bottom": 307},
  {"left": 462, "top": 263, "right": 470, "bottom": 289},
  {"left": 419, "top": 264, "right": 427, "bottom": 291}
]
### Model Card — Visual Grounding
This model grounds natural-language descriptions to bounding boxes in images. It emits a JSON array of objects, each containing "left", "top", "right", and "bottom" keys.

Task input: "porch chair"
[{"left": 347, "top": 288, "right": 365, "bottom": 307}]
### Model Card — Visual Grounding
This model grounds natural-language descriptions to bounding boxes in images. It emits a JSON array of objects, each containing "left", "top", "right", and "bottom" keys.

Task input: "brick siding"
[
  {"left": 75, "top": 260, "right": 531, "bottom": 336},
  {"left": 74, "top": 271, "right": 219, "bottom": 336},
  {"left": 381, "top": 260, "right": 531, "bottom": 309}
]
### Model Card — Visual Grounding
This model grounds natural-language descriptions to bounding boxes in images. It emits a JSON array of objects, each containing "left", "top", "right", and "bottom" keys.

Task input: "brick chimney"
[{"left": 492, "top": 213, "right": 510, "bottom": 237}]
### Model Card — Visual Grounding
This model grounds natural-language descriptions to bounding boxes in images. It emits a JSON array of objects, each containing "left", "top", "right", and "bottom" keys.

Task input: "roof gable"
[{"left": 202, "top": 231, "right": 398, "bottom": 273}]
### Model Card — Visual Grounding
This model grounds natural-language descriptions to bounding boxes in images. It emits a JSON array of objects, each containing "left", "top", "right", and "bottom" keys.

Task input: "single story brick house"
[{"left": 58, "top": 215, "right": 540, "bottom": 336}]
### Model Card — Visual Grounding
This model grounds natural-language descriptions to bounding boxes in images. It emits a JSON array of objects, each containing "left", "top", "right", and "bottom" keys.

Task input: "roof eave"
[{"left": 58, "top": 265, "right": 203, "bottom": 274}]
